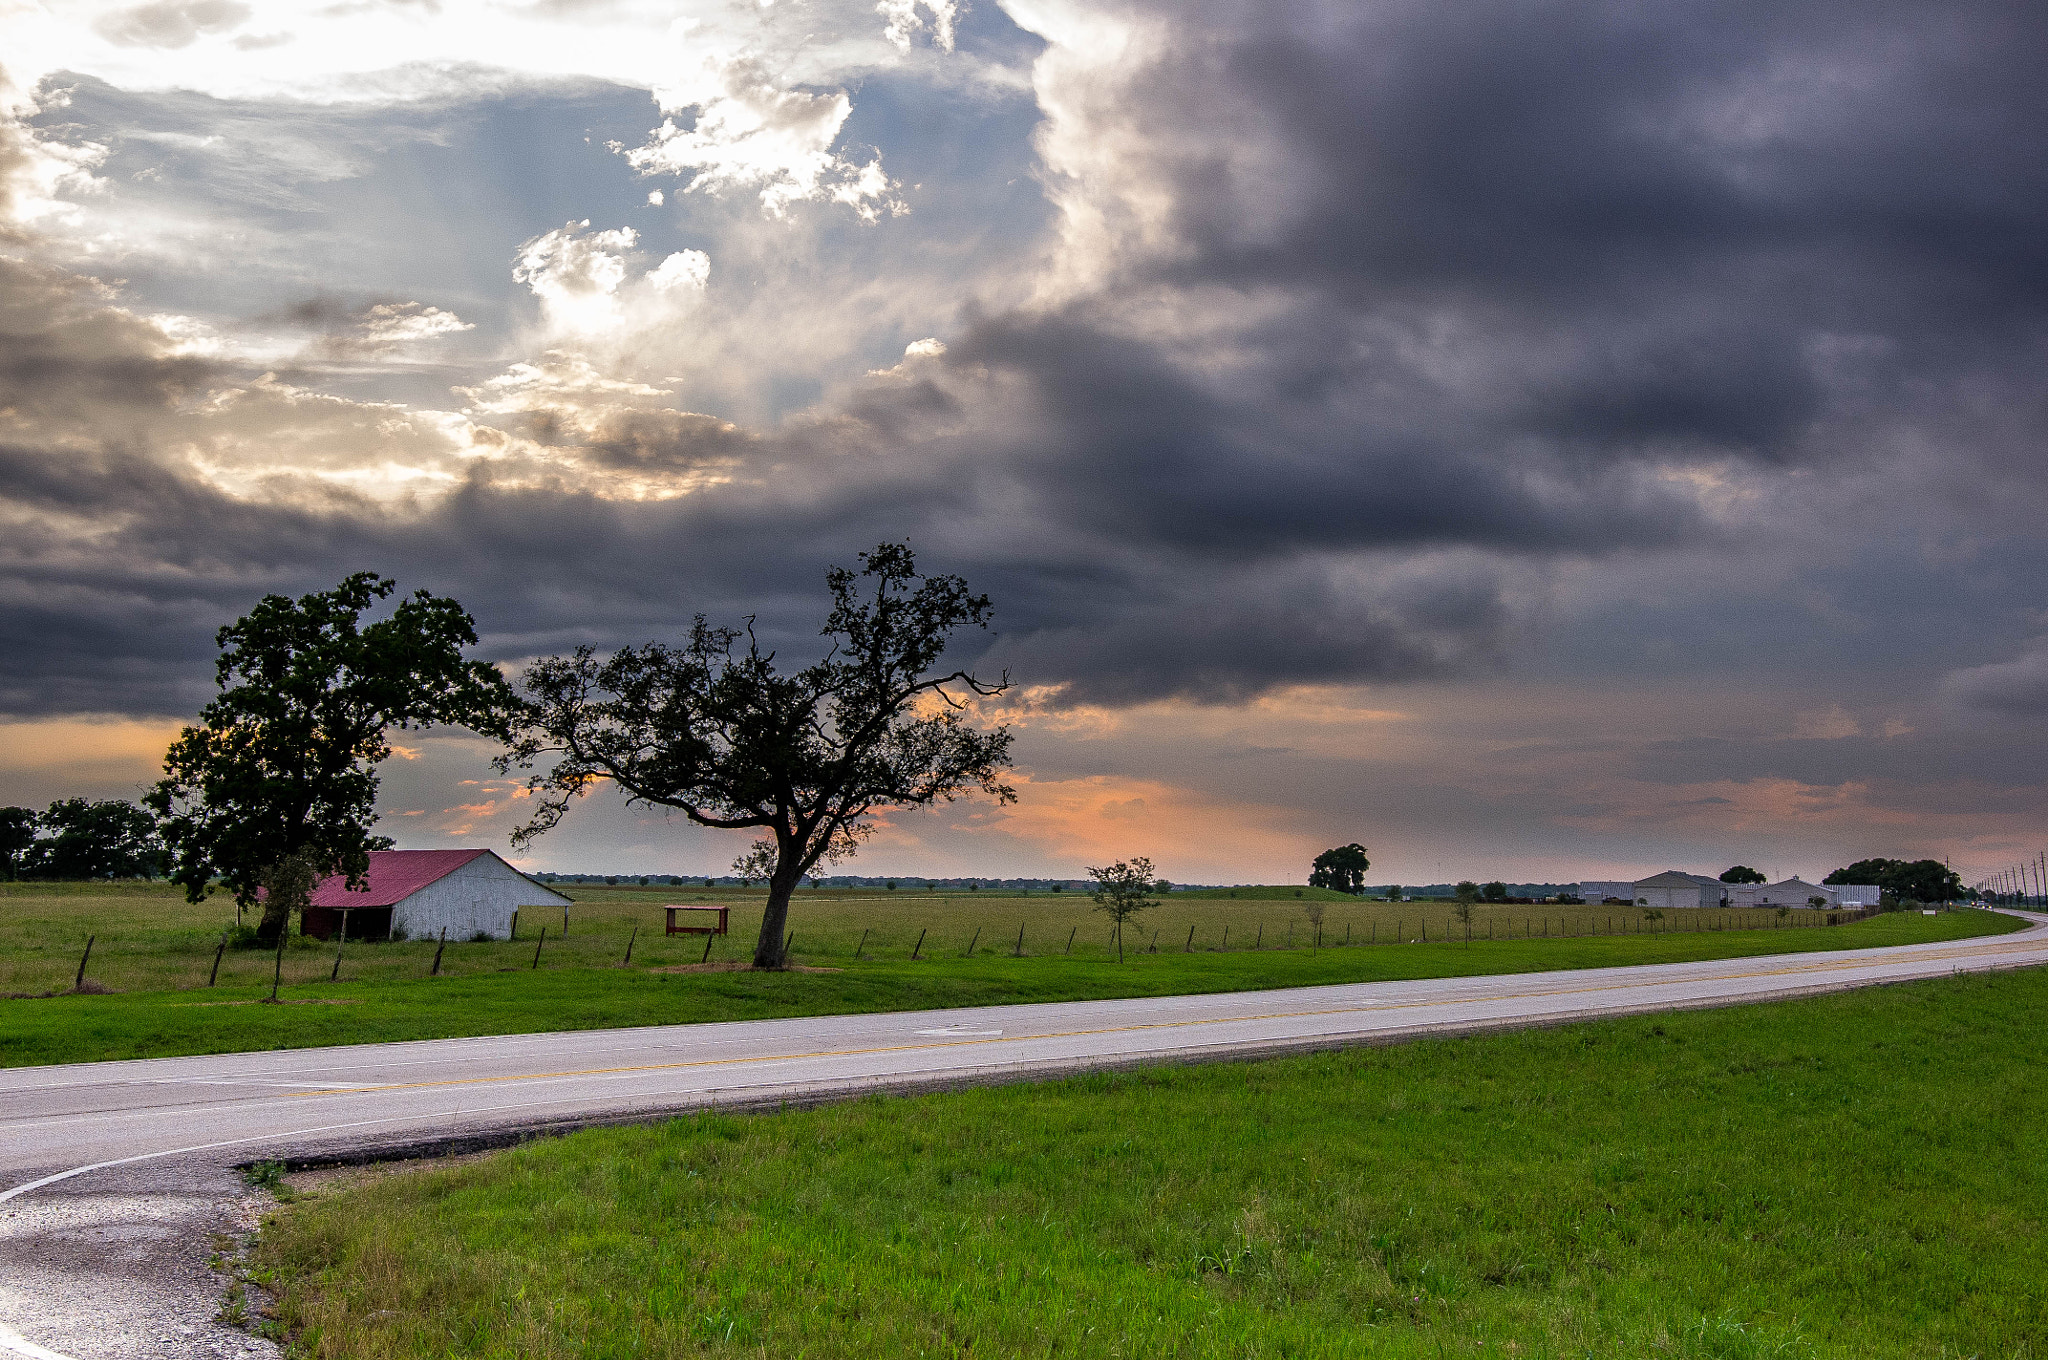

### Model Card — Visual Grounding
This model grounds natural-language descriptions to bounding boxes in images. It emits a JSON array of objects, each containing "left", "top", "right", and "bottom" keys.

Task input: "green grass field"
[
  {"left": 252, "top": 964, "right": 2048, "bottom": 1358},
  {"left": 0, "top": 882, "right": 2015, "bottom": 1067}
]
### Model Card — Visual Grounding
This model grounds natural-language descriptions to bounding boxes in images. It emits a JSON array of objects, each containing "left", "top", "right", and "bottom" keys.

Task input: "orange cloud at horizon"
[{"left": 866, "top": 771, "right": 1320, "bottom": 885}]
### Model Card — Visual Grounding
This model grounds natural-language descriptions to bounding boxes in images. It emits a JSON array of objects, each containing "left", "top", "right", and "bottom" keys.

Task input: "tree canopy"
[
  {"left": 1719, "top": 865, "right": 1766, "bottom": 884},
  {"left": 148, "top": 573, "right": 513, "bottom": 942},
  {"left": 1309, "top": 843, "right": 1371, "bottom": 895},
  {"left": 34, "top": 799, "right": 166, "bottom": 880},
  {"left": 1825, "top": 858, "right": 1963, "bottom": 903},
  {"left": 0, "top": 806, "right": 40, "bottom": 881},
  {"left": 500, "top": 544, "right": 1015, "bottom": 968}
]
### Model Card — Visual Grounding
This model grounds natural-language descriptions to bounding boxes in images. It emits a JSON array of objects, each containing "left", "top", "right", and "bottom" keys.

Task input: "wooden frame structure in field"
[{"left": 664, "top": 905, "right": 729, "bottom": 937}]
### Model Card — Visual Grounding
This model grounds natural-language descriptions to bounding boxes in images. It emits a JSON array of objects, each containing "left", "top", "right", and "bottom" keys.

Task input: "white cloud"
[
  {"left": 93, "top": 0, "right": 252, "bottom": 49},
  {"left": 647, "top": 249, "right": 710, "bottom": 292},
  {"left": 876, "top": 0, "right": 957, "bottom": 52},
  {"left": 512, "top": 220, "right": 639, "bottom": 334},
  {"left": 623, "top": 54, "right": 904, "bottom": 221}
]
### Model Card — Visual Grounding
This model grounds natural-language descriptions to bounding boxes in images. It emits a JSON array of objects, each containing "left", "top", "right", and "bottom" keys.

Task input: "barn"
[{"left": 299, "top": 849, "right": 573, "bottom": 942}]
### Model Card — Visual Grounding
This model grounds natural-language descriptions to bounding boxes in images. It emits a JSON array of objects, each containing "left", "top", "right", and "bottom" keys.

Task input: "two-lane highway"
[{"left": 8, "top": 915, "right": 2046, "bottom": 1187}]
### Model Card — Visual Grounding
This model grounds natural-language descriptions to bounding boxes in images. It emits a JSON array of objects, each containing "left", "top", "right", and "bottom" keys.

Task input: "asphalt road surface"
[{"left": 4, "top": 912, "right": 2046, "bottom": 1359}]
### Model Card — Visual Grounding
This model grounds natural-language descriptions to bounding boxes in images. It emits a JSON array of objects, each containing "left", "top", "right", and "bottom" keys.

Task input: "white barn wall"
[{"left": 390, "top": 854, "right": 573, "bottom": 941}]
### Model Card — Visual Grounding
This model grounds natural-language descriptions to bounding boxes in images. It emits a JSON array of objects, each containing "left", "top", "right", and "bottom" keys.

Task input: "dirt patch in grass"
[
  {"left": 4, "top": 980, "right": 119, "bottom": 998},
  {"left": 650, "top": 961, "right": 845, "bottom": 975},
  {"left": 171, "top": 998, "right": 365, "bottom": 1008}
]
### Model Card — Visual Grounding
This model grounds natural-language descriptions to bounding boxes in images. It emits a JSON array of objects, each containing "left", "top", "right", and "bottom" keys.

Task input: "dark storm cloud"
[
  {"left": 1942, "top": 649, "right": 2048, "bottom": 720},
  {"left": 1106, "top": 0, "right": 2047, "bottom": 462},
  {"left": 5, "top": 0, "right": 2048, "bottom": 730}
]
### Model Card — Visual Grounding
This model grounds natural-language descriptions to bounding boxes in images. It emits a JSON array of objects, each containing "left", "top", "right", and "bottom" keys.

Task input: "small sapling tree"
[
  {"left": 1088, "top": 856, "right": 1159, "bottom": 963},
  {"left": 149, "top": 574, "right": 514, "bottom": 945},
  {"left": 501, "top": 544, "right": 1015, "bottom": 969},
  {"left": 1452, "top": 881, "right": 1479, "bottom": 940},
  {"left": 1309, "top": 843, "right": 1370, "bottom": 895},
  {"left": 1303, "top": 896, "right": 1328, "bottom": 950}
]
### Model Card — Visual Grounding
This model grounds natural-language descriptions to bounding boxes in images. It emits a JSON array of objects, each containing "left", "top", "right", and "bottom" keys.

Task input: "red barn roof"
[{"left": 307, "top": 849, "right": 493, "bottom": 907}]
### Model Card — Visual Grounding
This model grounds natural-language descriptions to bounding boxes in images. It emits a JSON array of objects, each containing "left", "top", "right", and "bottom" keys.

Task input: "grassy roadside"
[
  {"left": 0, "top": 906, "right": 2016, "bottom": 1068},
  {"left": 253, "top": 965, "right": 2048, "bottom": 1359}
]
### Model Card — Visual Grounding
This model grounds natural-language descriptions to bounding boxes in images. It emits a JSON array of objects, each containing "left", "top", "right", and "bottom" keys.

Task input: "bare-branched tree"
[{"left": 499, "top": 544, "right": 1015, "bottom": 968}]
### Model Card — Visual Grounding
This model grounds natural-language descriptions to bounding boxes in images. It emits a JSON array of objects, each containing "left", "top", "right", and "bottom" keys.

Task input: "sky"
[{"left": 1, "top": 0, "right": 2044, "bottom": 888}]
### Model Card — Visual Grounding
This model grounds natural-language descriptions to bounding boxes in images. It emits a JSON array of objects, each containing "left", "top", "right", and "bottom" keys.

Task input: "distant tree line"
[{"left": 0, "top": 799, "right": 166, "bottom": 881}]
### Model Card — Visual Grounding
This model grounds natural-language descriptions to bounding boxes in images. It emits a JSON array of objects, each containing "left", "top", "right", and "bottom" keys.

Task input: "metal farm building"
[{"left": 300, "top": 849, "right": 572, "bottom": 942}]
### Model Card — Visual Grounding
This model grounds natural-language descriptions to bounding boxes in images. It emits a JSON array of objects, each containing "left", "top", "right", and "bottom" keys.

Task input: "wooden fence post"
[
  {"left": 1066, "top": 926, "right": 1077, "bottom": 954},
  {"left": 73, "top": 935, "right": 95, "bottom": 991},
  {"left": 965, "top": 926, "right": 981, "bottom": 957},
  {"left": 431, "top": 927, "right": 447, "bottom": 976},
  {"left": 913, "top": 927, "right": 927, "bottom": 960},
  {"left": 1185, "top": 925, "right": 1195, "bottom": 952},
  {"left": 700, "top": 933, "right": 714, "bottom": 964},
  {"left": 208, "top": 933, "right": 227, "bottom": 987},
  {"left": 624, "top": 924, "right": 639, "bottom": 966},
  {"left": 1255, "top": 923, "right": 1262, "bottom": 949},
  {"left": 532, "top": 926, "right": 547, "bottom": 969},
  {"left": 855, "top": 927, "right": 869, "bottom": 960},
  {"left": 1016, "top": 923, "right": 1027, "bottom": 957}
]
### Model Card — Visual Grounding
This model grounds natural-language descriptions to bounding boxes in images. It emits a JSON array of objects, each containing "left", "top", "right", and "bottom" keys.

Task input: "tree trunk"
[
  {"left": 753, "top": 863, "right": 803, "bottom": 968},
  {"left": 255, "top": 852, "right": 319, "bottom": 947}
]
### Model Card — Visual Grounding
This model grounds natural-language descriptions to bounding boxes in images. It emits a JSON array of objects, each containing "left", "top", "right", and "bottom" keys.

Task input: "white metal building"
[
  {"left": 301, "top": 849, "right": 573, "bottom": 942},
  {"left": 1630, "top": 871, "right": 1730, "bottom": 911},
  {"left": 1730, "top": 877, "right": 1839, "bottom": 909}
]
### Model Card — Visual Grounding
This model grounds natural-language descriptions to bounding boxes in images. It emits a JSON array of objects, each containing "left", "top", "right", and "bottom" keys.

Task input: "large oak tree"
[
  {"left": 148, "top": 574, "right": 514, "bottom": 943},
  {"left": 499, "top": 544, "right": 1015, "bottom": 968}
]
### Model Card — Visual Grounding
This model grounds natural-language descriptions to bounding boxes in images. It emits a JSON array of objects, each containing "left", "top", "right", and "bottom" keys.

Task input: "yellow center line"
[{"left": 289, "top": 933, "right": 2046, "bottom": 1098}]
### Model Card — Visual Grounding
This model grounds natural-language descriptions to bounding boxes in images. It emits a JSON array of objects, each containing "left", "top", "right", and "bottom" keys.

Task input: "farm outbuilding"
[
  {"left": 1630, "top": 871, "right": 1729, "bottom": 911},
  {"left": 299, "top": 849, "right": 572, "bottom": 942},
  {"left": 1730, "top": 877, "right": 1845, "bottom": 909}
]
